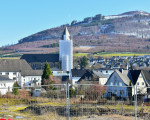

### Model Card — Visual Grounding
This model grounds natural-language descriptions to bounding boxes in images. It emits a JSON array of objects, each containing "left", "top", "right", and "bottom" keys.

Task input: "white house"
[
  {"left": 93, "top": 70, "right": 107, "bottom": 85},
  {"left": 20, "top": 69, "right": 42, "bottom": 87},
  {"left": 129, "top": 70, "right": 149, "bottom": 96},
  {"left": 0, "top": 75, "right": 14, "bottom": 95},
  {"left": 70, "top": 69, "right": 87, "bottom": 85},
  {"left": 94, "top": 69, "right": 114, "bottom": 79},
  {"left": 105, "top": 70, "right": 130, "bottom": 98},
  {"left": 59, "top": 27, "right": 73, "bottom": 72},
  {"left": 0, "top": 59, "right": 42, "bottom": 88}
]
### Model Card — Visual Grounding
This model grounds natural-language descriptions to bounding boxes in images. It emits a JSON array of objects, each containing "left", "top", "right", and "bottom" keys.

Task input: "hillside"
[{"left": 4, "top": 11, "right": 150, "bottom": 54}]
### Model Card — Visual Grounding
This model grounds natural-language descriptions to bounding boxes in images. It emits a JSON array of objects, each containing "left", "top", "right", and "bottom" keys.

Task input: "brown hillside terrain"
[{"left": 4, "top": 11, "right": 150, "bottom": 54}]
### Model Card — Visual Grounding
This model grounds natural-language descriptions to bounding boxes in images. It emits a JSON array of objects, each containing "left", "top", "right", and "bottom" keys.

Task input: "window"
[
  {"left": 119, "top": 82, "right": 122, "bottom": 86},
  {"left": 137, "top": 82, "right": 139, "bottom": 85},
  {"left": 142, "top": 82, "right": 144, "bottom": 85},
  {"left": 120, "top": 90, "right": 124, "bottom": 95},
  {"left": 13, "top": 72, "right": 16, "bottom": 75},
  {"left": 75, "top": 81, "right": 78, "bottom": 84},
  {"left": 106, "top": 71, "right": 108, "bottom": 73},
  {"left": 13, "top": 77, "right": 16, "bottom": 80},
  {"left": 6, "top": 72, "right": 9, "bottom": 75},
  {"left": 114, "top": 90, "right": 117, "bottom": 94},
  {"left": 0, "top": 73, "right": 2, "bottom": 75},
  {"left": 110, "top": 82, "right": 113, "bottom": 86}
]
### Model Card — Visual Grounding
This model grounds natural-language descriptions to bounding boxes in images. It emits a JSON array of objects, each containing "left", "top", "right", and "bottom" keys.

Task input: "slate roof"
[
  {"left": 0, "top": 59, "right": 32, "bottom": 72},
  {"left": 61, "top": 27, "right": 71, "bottom": 40},
  {"left": 115, "top": 70, "right": 130, "bottom": 86},
  {"left": 128, "top": 70, "right": 141, "bottom": 85},
  {"left": 21, "top": 70, "right": 43, "bottom": 76},
  {"left": 78, "top": 70, "right": 99, "bottom": 83},
  {"left": 0, "top": 59, "right": 43, "bottom": 76},
  {"left": 93, "top": 70, "right": 107, "bottom": 78},
  {"left": 21, "top": 54, "right": 59, "bottom": 63},
  {"left": 106, "top": 70, "right": 130, "bottom": 86},
  {"left": 71, "top": 69, "right": 87, "bottom": 77},
  {"left": 141, "top": 70, "right": 150, "bottom": 86}
]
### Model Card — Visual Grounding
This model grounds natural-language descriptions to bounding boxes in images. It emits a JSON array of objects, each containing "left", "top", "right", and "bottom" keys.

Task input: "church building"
[{"left": 21, "top": 27, "right": 73, "bottom": 73}]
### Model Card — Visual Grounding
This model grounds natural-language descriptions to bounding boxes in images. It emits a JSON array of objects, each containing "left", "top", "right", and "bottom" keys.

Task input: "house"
[
  {"left": 95, "top": 68, "right": 114, "bottom": 79},
  {"left": 105, "top": 70, "right": 130, "bottom": 98},
  {"left": 20, "top": 69, "right": 43, "bottom": 87},
  {"left": 77, "top": 70, "right": 99, "bottom": 84},
  {"left": 93, "top": 70, "right": 107, "bottom": 85},
  {"left": 0, "top": 75, "right": 14, "bottom": 95},
  {"left": 70, "top": 69, "right": 87, "bottom": 84},
  {"left": 0, "top": 59, "right": 42, "bottom": 88},
  {"left": 129, "top": 70, "right": 150, "bottom": 97}
]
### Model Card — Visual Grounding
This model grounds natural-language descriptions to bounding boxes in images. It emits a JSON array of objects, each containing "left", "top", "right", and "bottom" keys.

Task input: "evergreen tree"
[
  {"left": 42, "top": 62, "right": 53, "bottom": 80},
  {"left": 12, "top": 82, "right": 19, "bottom": 95},
  {"left": 79, "top": 56, "right": 88, "bottom": 69},
  {"left": 41, "top": 62, "right": 53, "bottom": 90}
]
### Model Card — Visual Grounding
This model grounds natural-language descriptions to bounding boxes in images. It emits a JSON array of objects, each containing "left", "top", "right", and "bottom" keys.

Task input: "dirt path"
[{"left": 81, "top": 115, "right": 143, "bottom": 120}]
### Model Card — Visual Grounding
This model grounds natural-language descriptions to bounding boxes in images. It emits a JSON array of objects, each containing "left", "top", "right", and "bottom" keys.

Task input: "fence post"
[
  {"left": 134, "top": 85, "right": 137, "bottom": 120},
  {"left": 66, "top": 83, "right": 70, "bottom": 120}
]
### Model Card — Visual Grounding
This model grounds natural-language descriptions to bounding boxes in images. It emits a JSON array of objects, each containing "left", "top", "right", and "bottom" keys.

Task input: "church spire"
[{"left": 62, "top": 27, "right": 71, "bottom": 40}]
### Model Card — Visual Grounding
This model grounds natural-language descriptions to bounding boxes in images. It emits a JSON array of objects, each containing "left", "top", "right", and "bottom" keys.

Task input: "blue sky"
[{"left": 0, "top": 0, "right": 150, "bottom": 46}]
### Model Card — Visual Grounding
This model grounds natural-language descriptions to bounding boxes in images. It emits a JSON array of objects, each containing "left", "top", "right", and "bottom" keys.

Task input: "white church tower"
[{"left": 59, "top": 27, "right": 73, "bottom": 72}]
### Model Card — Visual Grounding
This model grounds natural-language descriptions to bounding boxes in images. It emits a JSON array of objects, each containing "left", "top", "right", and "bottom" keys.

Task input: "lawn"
[
  {"left": 94, "top": 52, "right": 150, "bottom": 57},
  {"left": 74, "top": 53, "right": 89, "bottom": 57},
  {"left": 74, "top": 52, "right": 150, "bottom": 57}
]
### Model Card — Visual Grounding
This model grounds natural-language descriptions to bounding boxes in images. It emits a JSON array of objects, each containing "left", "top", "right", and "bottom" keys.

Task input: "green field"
[
  {"left": 0, "top": 52, "right": 150, "bottom": 59},
  {"left": 74, "top": 53, "right": 89, "bottom": 57},
  {"left": 74, "top": 52, "right": 150, "bottom": 57}
]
